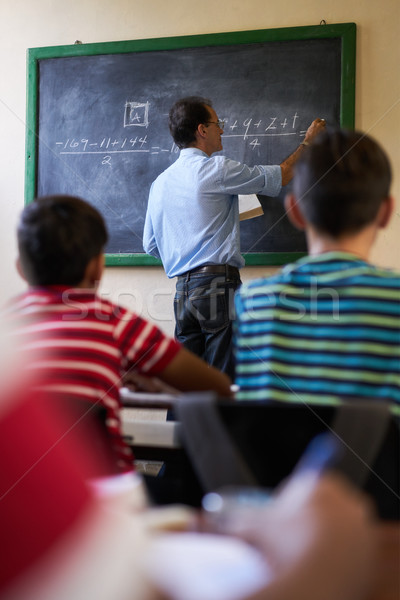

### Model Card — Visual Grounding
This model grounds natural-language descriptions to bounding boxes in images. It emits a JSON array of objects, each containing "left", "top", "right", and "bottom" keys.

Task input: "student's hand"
[
  {"left": 219, "top": 474, "right": 376, "bottom": 600},
  {"left": 158, "top": 347, "right": 233, "bottom": 397},
  {"left": 256, "top": 473, "right": 374, "bottom": 564},
  {"left": 303, "top": 118, "right": 326, "bottom": 144}
]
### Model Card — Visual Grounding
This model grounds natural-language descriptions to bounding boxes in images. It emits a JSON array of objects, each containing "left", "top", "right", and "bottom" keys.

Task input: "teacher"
[{"left": 143, "top": 96, "right": 325, "bottom": 378}]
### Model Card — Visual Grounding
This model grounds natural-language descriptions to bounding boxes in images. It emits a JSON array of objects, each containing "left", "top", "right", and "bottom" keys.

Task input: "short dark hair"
[
  {"left": 169, "top": 96, "right": 213, "bottom": 149},
  {"left": 293, "top": 129, "right": 392, "bottom": 237},
  {"left": 17, "top": 195, "right": 108, "bottom": 286}
]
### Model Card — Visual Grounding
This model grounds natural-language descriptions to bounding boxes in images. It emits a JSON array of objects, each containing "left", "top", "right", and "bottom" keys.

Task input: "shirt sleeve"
[
  {"left": 116, "top": 310, "right": 181, "bottom": 375},
  {"left": 219, "top": 158, "right": 282, "bottom": 198},
  {"left": 143, "top": 214, "right": 160, "bottom": 258}
]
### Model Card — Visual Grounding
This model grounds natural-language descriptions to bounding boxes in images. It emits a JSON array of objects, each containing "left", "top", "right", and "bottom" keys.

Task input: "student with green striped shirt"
[{"left": 233, "top": 129, "right": 399, "bottom": 415}]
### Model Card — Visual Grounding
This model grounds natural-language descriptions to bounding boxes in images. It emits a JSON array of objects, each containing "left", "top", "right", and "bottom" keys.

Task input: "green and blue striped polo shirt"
[{"left": 234, "top": 252, "right": 400, "bottom": 416}]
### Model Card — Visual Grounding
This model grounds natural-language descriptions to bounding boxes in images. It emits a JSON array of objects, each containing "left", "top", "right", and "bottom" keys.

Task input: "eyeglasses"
[{"left": 205, "top": 120, "right": 225, "bottom": 130}]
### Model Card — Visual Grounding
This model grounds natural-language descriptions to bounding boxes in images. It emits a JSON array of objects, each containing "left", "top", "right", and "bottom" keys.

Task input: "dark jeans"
[{"left": 174, "top": 269, "right": 241, "bottom": 380}]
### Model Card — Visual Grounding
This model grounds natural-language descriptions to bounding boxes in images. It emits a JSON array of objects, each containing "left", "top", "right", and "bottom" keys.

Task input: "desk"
[
  {"left": 142, "top": 519, "right": 399, "bottom": 600},
  {"left": 120, "top": 388, "right": 181, "bottom": 459},
  {"left": 120, "top": 388, "right": 183, "bottom": 487},
  {"left": 120, "top": 389, "right": 202, "bottom": 505},
  {"left": 120, "top": 388, "right": 177, "bottom": 409},
  {"left": 120, "top": 390, "right": 400, "bottom": 597},
  {"left": 121, "top": 408, "right": 180, "bottom": 452}
]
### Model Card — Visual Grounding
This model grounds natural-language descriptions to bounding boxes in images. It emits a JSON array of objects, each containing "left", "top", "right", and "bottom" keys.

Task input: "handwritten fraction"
[{"left": 55, "top": 105, "right": 308, "bottom": 164}]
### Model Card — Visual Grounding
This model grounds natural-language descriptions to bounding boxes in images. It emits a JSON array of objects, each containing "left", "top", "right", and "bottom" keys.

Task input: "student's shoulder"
[
  {"left": 236, "top": 261, "right": 305, "bottom": 310},
  {"left": 367, "top": 263, "right": 400, "bottom": 281},
  {"left": 104, "top": 298, "right": 169, "bottom": 337},
  {"left": 237, "top": 271, "right": 287, "bottom": 297},
  {"left": 94, "top": 296, "right": 139, "bottom": 324},
  {"left": 346, "top": 262, "right": 400, "bottom": 291},
  {"left": 3, "top": 288, "right": 62, "bottom": 314}
]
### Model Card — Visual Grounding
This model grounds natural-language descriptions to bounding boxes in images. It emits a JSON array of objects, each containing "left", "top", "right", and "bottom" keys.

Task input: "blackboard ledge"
[
  {"left": 244, "top": 252, "right": 306, "bottom": 266},
  {"left": 105, "top": 254, "right": 162, "bottom": 267},
  {"left": 104, "top": 252, "right": 306, "bottom": 268}
]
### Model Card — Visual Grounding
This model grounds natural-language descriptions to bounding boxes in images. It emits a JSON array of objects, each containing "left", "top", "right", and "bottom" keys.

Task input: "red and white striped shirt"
[{"left": 5, "top": 287, "right": 181, "bottom": 472}]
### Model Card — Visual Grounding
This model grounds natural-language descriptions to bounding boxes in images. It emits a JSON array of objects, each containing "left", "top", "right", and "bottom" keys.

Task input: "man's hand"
[
  {"left": 303, "top": 118, "right": 326, "bottom": 144},
  {"left": 280, "top": 118, "right": 326, "bottom": 186}
]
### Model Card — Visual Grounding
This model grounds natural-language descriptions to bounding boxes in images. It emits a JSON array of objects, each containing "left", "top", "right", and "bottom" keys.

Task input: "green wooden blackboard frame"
[{"left": 25, "top": 22, "right": 356, "bottom": 267}]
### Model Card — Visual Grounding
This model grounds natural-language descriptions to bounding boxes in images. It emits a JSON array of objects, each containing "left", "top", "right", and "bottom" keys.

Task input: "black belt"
[{"left": 181, "top": 264, "right": 240, "bottom": 278}]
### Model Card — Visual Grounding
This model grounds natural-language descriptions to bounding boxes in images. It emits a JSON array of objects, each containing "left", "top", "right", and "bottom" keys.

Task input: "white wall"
[{"left": 1, "top": 0, "right": 399, "bottom": 337}]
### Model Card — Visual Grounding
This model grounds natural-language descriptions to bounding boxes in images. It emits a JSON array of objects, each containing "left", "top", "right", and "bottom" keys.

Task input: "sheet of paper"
[
  {"left": 145, "top": 532, "right": 272, "bottom": 600},
  {"left": 238, "top": 194, "right": 264, "bottom": 221}
]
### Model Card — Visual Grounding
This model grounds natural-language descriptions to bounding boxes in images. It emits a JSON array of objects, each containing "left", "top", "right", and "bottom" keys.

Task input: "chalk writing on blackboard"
[
  {"left": 28, "top": 27, "right": 356, "bottom": 261},
  {"left": 124, "top": 101, "right": 150, "bottom": 127},
  {"left": 54, "top": 109, "right": 309, "bottom": 166}
]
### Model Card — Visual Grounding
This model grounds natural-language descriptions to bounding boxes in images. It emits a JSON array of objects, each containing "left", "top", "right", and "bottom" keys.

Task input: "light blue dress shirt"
[{"left": 143, "top": 148, "right": 282, "bottom": 278}]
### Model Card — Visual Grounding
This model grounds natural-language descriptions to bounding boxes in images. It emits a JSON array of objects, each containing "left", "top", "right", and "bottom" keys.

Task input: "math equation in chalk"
[{"left": 54, "top": 104, "right": 308, "bottom": 166}]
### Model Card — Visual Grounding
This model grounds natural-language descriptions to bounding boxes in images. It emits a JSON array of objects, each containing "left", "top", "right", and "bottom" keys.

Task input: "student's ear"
[
  {"left": 377, "top": 196, "right": 394, "bottom": 229},
  {"left": 16, "top": 257, "right": 27, "bottom": 282},
  {"left": 84, "top": 254, "right": 104, "bottom": 287},
  {"left": 284, "top": 194, "right": 307, "bottom": 230}
]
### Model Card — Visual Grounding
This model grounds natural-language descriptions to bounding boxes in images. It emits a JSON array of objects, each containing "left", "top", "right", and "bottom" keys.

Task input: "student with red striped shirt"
[{"left": 8, "top": 195, "right": 231, "bottom": 475}]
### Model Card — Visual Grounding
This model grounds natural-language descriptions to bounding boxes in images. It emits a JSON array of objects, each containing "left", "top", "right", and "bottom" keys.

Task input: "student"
[
  {"left": 234, "top": 129, "right": 400, "bottom": 412},
  {"left": 143, "top": 96, "right": 325, "bottom": 379},
  {"left": 6, "top": 195, "right": 232, "bottom": 475}
]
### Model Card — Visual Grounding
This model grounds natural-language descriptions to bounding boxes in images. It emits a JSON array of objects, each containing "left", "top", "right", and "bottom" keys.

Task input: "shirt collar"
[
  {"left": 301, "top": 251, "right": 368, "bottom": 265},
  {"left": 180, "top": 147, "right": 209, "bottom": 158},
  {"left": 27, "top": 285, "right": 97, "bottom": 297},
  {"left": 281, "top": 251, "right": 369, "bottom": 276}
]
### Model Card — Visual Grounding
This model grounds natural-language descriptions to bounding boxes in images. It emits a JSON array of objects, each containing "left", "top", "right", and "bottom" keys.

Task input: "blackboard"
[{"left": 25, "top": 23, "right": 356, "bottom": 266}]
